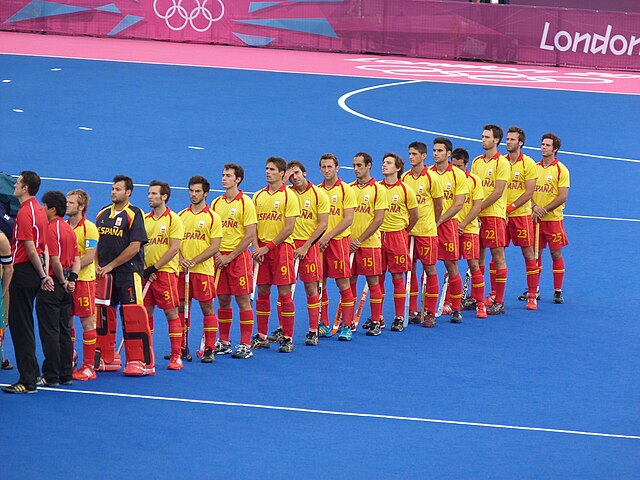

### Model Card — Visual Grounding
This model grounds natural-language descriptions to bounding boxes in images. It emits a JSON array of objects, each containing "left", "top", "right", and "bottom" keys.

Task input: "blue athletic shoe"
[
  {"left": 338, "top": 325, "right": 352, "bottom": 341},
  {"left": 318, "top": 322, "right": 333, "bottom": 337}
]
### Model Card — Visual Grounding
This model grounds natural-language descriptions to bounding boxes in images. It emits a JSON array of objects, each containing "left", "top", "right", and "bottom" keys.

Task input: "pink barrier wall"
[{"left": 2, "top": 0, "right": 639, "bottom": 71}]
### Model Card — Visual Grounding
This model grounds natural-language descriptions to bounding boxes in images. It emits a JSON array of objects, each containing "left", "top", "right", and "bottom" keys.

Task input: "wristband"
[
  {"left": 67, "top": 272, "right": 78, "bottom": 283},
  {"left": 506, "top": 203, "right": 517, "bottom": 214},
  {"left": 266, "top": 241, "right": 277, "bottom": 251},
  {"left": 40, "top": 275, "right": 47, "bottom": 281},
  {"left": 143, "top": 265, "right": 158, "bottom": 279}
]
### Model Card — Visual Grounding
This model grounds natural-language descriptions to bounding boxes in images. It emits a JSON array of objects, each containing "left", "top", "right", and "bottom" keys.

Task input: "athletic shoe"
[
  {"left": 487, "top": 302, "right": 505, "bottom": 315},
  {"left": 123, "top": 361, "right": 156, "bottom": 376},
  {"left": 305, "top": 330, "right": 319, "bottom": 346},
  {"left": 461, "top": 297, "right": 477, "bottom": 311},
  {"left": 168, "top": 354, "right": 183, "bottom": 370},
  {"left": 485, "top": 291, "right": 496, "bottom": 306},
  {"left": 2, "top": 383, "right": 37, "bottom": 394},
  {"left": 1, "top": 359, "right": 13, "bottom": 370},
  {"left": 366, "top": 321, "right": 382, "bottom": 336},
  {"left": 72, "top": 364, "right": 97, "bottom": 381},
  {"left": 362, "top": 316, "right": 385, "bottom": 330},
  {"left": 250, "top": 334, "right": 270, "bottom": 350},
  {"left": 267, "top": 326, "right": 284, "bottom": 343},
  {"left": 518, "top": 289, "right": 541, "bottom": 301},
  {"left": 201, "top": 348, "right": 215, "bottom": 363},
  {"left": 96, "top": 352, "right": 122, "bottom": 372},
  {"left": 526, "top": 296, "right": 538, "bottom": 310},
  {"left": 232, "top": 344, "right": 253, "bottom": 359},
  {"left": 441, "top": 302, "right": 453, "bottom": 315},
  {"left": 166, "top": 349, "right": 192, "bottom": 360},
  {"left": 450, "top": 310, "right": 463, "bottom": 324},
  {"left": 338, "top": 324, "right": 353, "bottom": 341},
  {"left": 278, "top": 337, "right": 294, "bottom": 353},
  {"left": 476, "top": 302, "right": 487, "bottom": 318},
  {"left": 60, "top": 379, "right": 73, "bottom": 386},
  {"left": 407, "top": 311, "right": 422, "bottom": 324},
  {"left": 422, "top": 312, "right": 436, "bottom": 328},
  {"left": 36, "top": 377, "right": 59, "bottom": 387},
  {"left": 214, "top": 340, "right": 233, "bottom": 355},
  {"left": 390, "top": 316, "right": 405, "bottom": 332},
  {"left": 318, "top": 322, "right": 332, "bottom": 337},
  {"left": 553, "top": 291, "right": 564, "bottom": 304}
]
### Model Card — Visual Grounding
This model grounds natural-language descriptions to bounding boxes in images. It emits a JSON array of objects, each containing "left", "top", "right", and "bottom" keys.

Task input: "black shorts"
[{"left": 110, "top": 271, "right": 143, "bottom": 306}]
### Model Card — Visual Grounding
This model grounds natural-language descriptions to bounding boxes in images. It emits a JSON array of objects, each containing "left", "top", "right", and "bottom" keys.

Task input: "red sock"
[
  {"left": 479, "top": 264, "right": 486, "bottom": 276},
  {"left": 369, "top": 283, "right": 383, "bottom": 322},
  {"left": 82, "top": 329, "right": 97, "bottom": 367},
  {"left": 307, "top": 294, "right": 320, "bottom": 330},
  {"left": 239, "top": 309, "right": 254, "bottom": 345},
  {"left": 409, "top": 268, "right": 419, "bottom": 312},
  {"left": 449, "top": 274, "right": 462, "bottom": 311},
  {"left": 378, "top": 274, "right": 386, "bottom": 303},
  {"left": 256, "top": 293, "right": 270, "bottom": 336},
  {"left": 168, "top": 318, "right": 182, "bottom": 355},
  {"left": 495, "top": 268, "right": 508, "bottom": 304},
  {"left": 203, "top": 314, "right": 218, "bottom": 349},
  {"left": 350, "top": 280, "right": 358, "bottom": 298},
  {"left": 320, "top": 287, "right": 329, "bottom": 326},
  {"left": 279, "top": 293, "right": 295, "bottom": 338},
  {"left": 178, "top": 311, "right": 185, "bottom": 335},
  {"left": 148, "top": 316, "right": 154, "bottom": 335},
  {"left": 489, "top": 260, "right": 497, "bottom": 293},
  {"left": 217, "top": 307, "right": 233, "bottom": 343},
  {"left": 339, "top": 287, "right": 355, "bottom": 326},
  {"left": 525, "top": 259, "right": 539, "bottom": 295},
  {"left": 425, "top": 273, "right": 439, "bottom": 314},
  {"left": 471, "top": 268, "right": 485, "bottom": 303},
  {"left": 392, "top": 276, "right": 405, "bottom": 317},
  {"left": 552, "top": 257, "right": 565, "bottom": 290}
]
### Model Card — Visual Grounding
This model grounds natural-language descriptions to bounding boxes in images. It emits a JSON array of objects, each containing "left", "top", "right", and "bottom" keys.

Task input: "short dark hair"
[
  {"left": 354, "top": 152, "right": 373, "bottom": 166},
  {"left": 383, "top": 152, "right": 404, "bottom": 175},
  {"left": 451, "top": 148, "right": 470, "bottom": 165},
  {"left": 286, "top": 160, "right": 306, "bottom": 174},
  {"left": 189, "top": 175, "right": 210, "bottom": 193},
  {"left": 41, "top": 190, "right": 67, "bottom": 217},
  {"left": 542, "top": 132, "right": 562, "bottom": 153},
  {"left": 319, "top": 153, "right": 338, "bottom": 167},
  {"left": 222, "top": 163, "right": 245, "bottom": 186},
  {"left": 149, "top": 180, "right": 171, "bottom": 202},
  {"left": 408, "top": 141, "right": 427, "bottom": 155},
  {"left": 507, "top": 126, "right": 526, "bottom": 146},
  {"left": 20, "top": 170, "right": 41, "bottom": 196},
  {"left": 483, "top": 124, "right": 504, "bottom": 144},
  {"left": 433, "top": 137, "right": 453, "bottom": 153},
  {"left": 113, "top": 175, "right": 134, "bottom": 192},
  {"left": 266, "top": 156, "right": 287, "bottom": 172}
]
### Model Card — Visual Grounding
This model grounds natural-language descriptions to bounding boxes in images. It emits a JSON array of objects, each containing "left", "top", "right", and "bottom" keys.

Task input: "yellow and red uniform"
[
  {"left": 506, "top": 153, "right": 538, "bottom": 248},
  {"left": 70, "top": 217, "right": 99, "bottom": 318},
  {"left": 350, "top": 178, "right": 388, "bottom": 276},
  {"left": 430, "top": 163, "right": 468, "bottom": 260}
]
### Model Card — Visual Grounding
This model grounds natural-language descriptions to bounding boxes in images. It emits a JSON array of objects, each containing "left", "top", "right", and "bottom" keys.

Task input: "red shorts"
[
  {"left": 257, "top": 242, "right": 296, "bottom": 286},
  {"left": 216, "top": 250, "right": 253, "bottom": 297},
  {"left": 507, "top": 215, "right": 534, "bottom": 248},
  {"left": 479, "top": 216, "right": 508, "bottom": 249},
  {"left": 294, "top": 239, "right": 322, "bottom": 283},
  {"left": 381, "top": 230, "right": 410, "bottom": 274},
  {"left": 412, "top": 235, "right": 437, "bottom": 266},
  {"left": 539, "top": 220, "right": 569, "bottom": 251},
  {"left": 322, "top": 237, "right": 351, "bottom": 279},
  {"left": 72, "top": 280, "right": 96, "bottom": 318},
  {"left": 178, "top": 271, "right": 216, "bottom": 302},
  {"left": 144, "top": 271, "right": 179, "bottom": 310},
  {"left": 459, "top": 232, "right": 480, "bottom": 260},
  {"left": 352, "top": 247, "right": 383, "bottom": 277},
  {"left": 437, "top": 219, "right": 459, "bottom": 261}
]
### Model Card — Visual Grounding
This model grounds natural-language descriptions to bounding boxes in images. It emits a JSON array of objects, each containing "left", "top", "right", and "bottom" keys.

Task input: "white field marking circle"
[
  {"left": 153, "top": 0, "right": 224, "bottom": 33},
  {"left": 337, "top": 80, "right": 640, "bottom": 164},
  {"left": 6, "top": 384, "right": 639, "bottom": 440}
]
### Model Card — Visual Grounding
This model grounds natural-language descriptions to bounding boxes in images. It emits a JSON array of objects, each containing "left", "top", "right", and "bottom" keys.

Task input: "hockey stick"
[
  {"left": 419, "top": 269, "right": 427, "bottom": 322},
  {"left": 534, "top": 222, "right": 541, "bottom": 261},
  {"left": 180, "top": 270, "right": 193, "bottom": 361},
  {"left": 290, "top": 257, "right": 301, "bottom": 298},
  {"left": 403, "top": 237, "right": 415, "bottom": 327},
  {"left": 435, "top": 273, "right": 449, "bottom": 318},
  {"left": 197, "top": 267, "right": 221, "bottom": 358},
  {"left": 350, "top": 282, "right": 369, "bottom": 330},
  {"left": 461, "top": 267, "right": 471, "bottom": 301},
  {"left": 250, "top": 261, "right": 259, "bottom": 306},
  {"left": 117, "top": 280, "right": 152, "bottom": 355}
]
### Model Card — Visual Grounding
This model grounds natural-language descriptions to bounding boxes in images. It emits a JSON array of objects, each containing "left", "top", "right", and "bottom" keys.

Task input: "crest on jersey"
[
  {"left": 304, "top": 200, "right": 311, "bottom": 209},
  {"left": 546, "top": 174, "right": 553, "bottom": 183},
  {"left": 331, "top": 194, "right": 338, "bottom": 204},
  {"left": 363, "top": 194, "right": 370, "bottom": 203},
  {"left": 159, "top": 225, "right": 167, "bottom": 235},
  {"left": 198, "top": 220, "right": 205, "bottom": 229},
  {"left": 115, "top": 217, "right": 122, "bottom": 227},
  {"left": 417, "top": 185, "right": 424, "bottom": 194},
  {"left": 514, "top": 171, "right": 521, "bottom": 180},
  {"left": 230, "top": 208, "right": 236, "bottom": 217},
  {"left": 487, "top": 168, "right": 494, "bottom": 176},
  {"left": 445, "top": 182, "right": 452, "bottom": 191},
  {"left": 392, "top": 194, "right": 399, "bottom": 204},
  {"left": 274, "top": 200, "right": 280, "bottom": 210}
]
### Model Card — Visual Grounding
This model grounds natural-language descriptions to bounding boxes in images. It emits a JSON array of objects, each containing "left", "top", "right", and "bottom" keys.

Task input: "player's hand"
[
  {"left": 458, "top": 224, "right": 465, "bottom": 236},
  {"left": 65, "top": 281, "right": 76, "bottom": 293},
  {"left": 252, "top": 247, "right": 268, "bottom": 264},
  {"left": 318, "top": 236, "right": 329, "bottom": 252},
  {"left": 41, "top": 275, "right": 55, "bottom": 292},
  {"left": 350, "top": 238, "right": 362, "bottom": 253},
  {"left": 148, "top": 272, "right": 157, "bottom": 282},
  {"left": 532, "top": 205, "right": 547, "bottom": 221},
  {"left": 180, "top": 258, "right": 195, "bottom": 269},
  {"left": 294, "top": 246, "right": 309, "bottom": 260},
  {"left": 215, "top": 254, "right": 231, "bottom": 269},
  {"left": 283, "top": 168, "right": 295, "bottom": 184},
  {"left": 96, "top": 264, "right": 113, "bottom": 278}
]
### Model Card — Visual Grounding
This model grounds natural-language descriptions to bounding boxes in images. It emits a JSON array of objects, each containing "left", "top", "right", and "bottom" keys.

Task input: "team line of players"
[{"left": 9, "top": 124, "right": 571, "bottom": 382}]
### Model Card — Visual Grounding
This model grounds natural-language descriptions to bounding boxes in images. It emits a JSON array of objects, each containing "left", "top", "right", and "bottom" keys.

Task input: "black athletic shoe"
[
  {"left": 407, "top": 312, "right": 422, "bottom": 324},
  {"left": 461, "top": 297, "right": 477, "bottom": 311},
  {"left": 553, "top": 291, "right": 564, "bottom": 304},
  {"left": 201, "top": 348, "right": 216, "bottom": 363},
  {"left": 390, "top": 317, "right": 404, "bottom": 332},
  {"left": 250, "top": 334, "right": 270, "bottom": 349},
  {"left": 60, "top": 379, "right": 73, "bottom": 386},
  {"left": 450, "top": 310, "right": 463, "bottom": 323},
  {"left": 278, "top": 337, "right": 294, "bottom": 353},
  {"left": 362, "top": 316, "right": 385, "bottom": 330},
  {"left": 487, "top": 303, "right": 505, "bottom": 315},
  {"left": 232, "top": 344, "right": 253, "bottom": 359},
  {"left": 366, "top": 321, "right": 382, "bottom": 336},
  {"left": 214, "top": 340, "right": 233, "bottom": 355},
  {"left": 422, "top": 312, "right": 436, "bottom": 328},
  {"left": 36, "top": 377, "right": 59, "bottom": 387},
  {"left": 267, "top": 327, "right": 284, "bottom": 343},
  {"left": 305, "top": 330, "right": 319, "bottom": 346},
  {"left": 518, "top": 289, "right": 541, "bottom": 301},
  {"left": 1, "top": 359, "right": 13, "bottom": 370},
  {"left": 2, "top": 383, "right": 37, "bottom": 394}
]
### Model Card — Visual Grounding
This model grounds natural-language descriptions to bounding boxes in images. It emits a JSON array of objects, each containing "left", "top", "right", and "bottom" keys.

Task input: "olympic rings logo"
[{"left": 153, "top": 0, "right": 225, "bottom": 33}]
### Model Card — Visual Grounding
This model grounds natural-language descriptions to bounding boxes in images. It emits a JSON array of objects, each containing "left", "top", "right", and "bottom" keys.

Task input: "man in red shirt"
[
  {"left": 2, "top": 171, "right": 52, "bottom": 394},
  {"left": 35, "top": 191, "right": 81, "bottom": 387}
]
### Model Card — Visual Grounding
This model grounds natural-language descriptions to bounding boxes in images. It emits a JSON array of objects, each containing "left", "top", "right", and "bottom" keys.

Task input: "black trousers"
[
  {"left": 8, "top": 262, "right": 41, "bottom": 387},
  {"left": 36, "top": 279, "right": 73, "bottom": 383}
]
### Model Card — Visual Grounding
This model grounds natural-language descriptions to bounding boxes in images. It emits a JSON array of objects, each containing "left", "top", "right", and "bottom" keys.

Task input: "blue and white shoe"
[
  {"left": 338, "top": 325, "right": 352, "bottom": 341},
  {"left": 318, "top": 322, "right": 333, "bottom": 337}
]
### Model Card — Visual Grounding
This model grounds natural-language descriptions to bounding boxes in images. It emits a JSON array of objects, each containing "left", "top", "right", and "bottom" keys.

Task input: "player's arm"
[
  {"left": 507, "top": 178, "right": 536, "bottom": 214},
  {"left": 253, "top": 216, "right": 297, "bottom": 262},
  {"left": 433, "top": 197, "right": 443, "bottom": 223},
  {"left": 437, "top": 194, "right": 465, "bottom": 226},
  {"left": 296, "top": 212, "right": 328, "bottom": 259},
  {"left": 319, "top": 207, "right": 353, "bottom": 249},
  {"left": 0, "top": 233, "right": 13, "bottom": 297},
  {"left": 533, "top": 187, "right": 569, "bottom": 220},
  {"left": 146, "top": 237, "right": 181, "bottom": 276},
  {"left": 97, "top": 241, "right": 142, "bottom": 277},
  {"left": 458, "top": 198, "right": 483, "bottom": 234},
  {"left": 407, "top": 206, "right": 419, "bottom": 234},
  {"left": 351, "top": 208, "right": 385, "bottom": 251},
  {"left": 480, "top": 179, "right": 506, "bottom": 211},
  {"left": 192, "top": 237, "right": 221, "bottom": 266},
  {"left": 65, "top": 254, "right": 81, "bottom": 293},
  {"left": 216, "top": 223, "right": 256, "bottom": 268}
]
